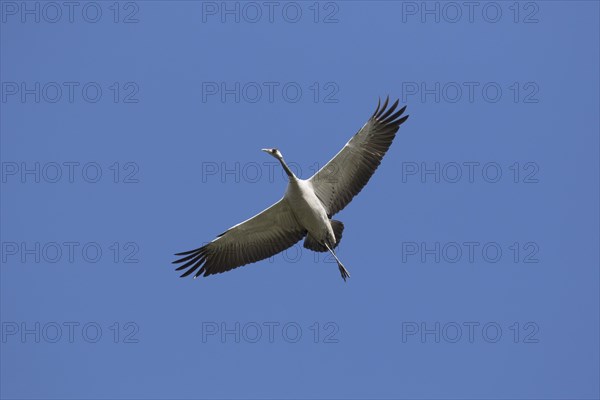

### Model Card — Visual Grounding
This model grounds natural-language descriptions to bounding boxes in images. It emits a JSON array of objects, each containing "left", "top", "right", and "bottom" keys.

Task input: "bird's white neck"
[{"left": 277, "top": 157, "right": 297, "bottom": 181}]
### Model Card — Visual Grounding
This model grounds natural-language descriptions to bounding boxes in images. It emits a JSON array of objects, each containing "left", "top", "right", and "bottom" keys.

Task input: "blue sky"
[{"left": 1, "top": 1, "right": 599, "bottom": 399}]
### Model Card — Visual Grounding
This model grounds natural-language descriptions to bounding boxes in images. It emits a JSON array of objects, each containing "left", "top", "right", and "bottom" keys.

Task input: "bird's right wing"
[
  {"left": 309, "top": 97, "right": 408, "bottom": 217},
  {"left": 172, "top": 199, "right": 306, "bottom": 278}
]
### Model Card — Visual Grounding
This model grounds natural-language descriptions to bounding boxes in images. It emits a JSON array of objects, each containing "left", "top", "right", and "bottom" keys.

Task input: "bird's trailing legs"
[{"left": 324, "top": 243, "right": 350, "bottom": 282}]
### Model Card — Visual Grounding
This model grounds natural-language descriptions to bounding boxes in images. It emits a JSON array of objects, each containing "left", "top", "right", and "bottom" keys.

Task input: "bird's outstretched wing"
[
  {"left": 309, "top": 97, "right": 409, "bottom": 217},
  {"left": 173, "top": 199, "right": 306, "bottom": 278}
]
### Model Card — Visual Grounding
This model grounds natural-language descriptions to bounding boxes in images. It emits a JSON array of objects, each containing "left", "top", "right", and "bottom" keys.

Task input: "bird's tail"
[{"left": 304, "top": 220, "right": 344, "bottom": 252}]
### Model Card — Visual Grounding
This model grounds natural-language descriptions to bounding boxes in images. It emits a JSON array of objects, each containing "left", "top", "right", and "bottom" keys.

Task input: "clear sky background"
[{"left": 1, "top": 1, "right": 599, "bottom": 399}]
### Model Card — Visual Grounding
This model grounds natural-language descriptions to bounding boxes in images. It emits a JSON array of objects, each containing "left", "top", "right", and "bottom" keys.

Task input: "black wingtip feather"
[
  {"left": 172, "top": 250, "right": 202, "bottom": 264},
  {"left": 379, "top": 98, "right": 399, "bottom": 121},
  {"left": 377, "top": 97, "right": 390, "bottom": 119},
  {"left": 372, "top": 97, "right": 381, "bottom": 118},
  {"left": 179, "top": 267, "right": 197, "bottom": 278},
  {"left": 372, "top": 97, "right": 408, "bottom": 125},
  {"left": 175, "top": 254, "right": 205, "bottom": 271},
  {"left": 179, "top": 255, "right": 207, "bottom": 277},
  {"left": 173, "top": 245, "right": 209, "bottom": 278},
  {"left": 383, "top": 105, "right": 408, "bottom": 124},
  {"left": 174, "top": 246, "right": 202, "bottom": 256},
  {"left": 194, "top": 266, "right": 206, "bottom": 279}
]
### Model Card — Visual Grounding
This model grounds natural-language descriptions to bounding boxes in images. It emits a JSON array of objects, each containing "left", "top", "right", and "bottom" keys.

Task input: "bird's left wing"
[
  {"left": 309, "top": 97, "right": 409, "bottom": 217},
  {"left": 172, "top": 199, "right": 306, "bottom": 278}
]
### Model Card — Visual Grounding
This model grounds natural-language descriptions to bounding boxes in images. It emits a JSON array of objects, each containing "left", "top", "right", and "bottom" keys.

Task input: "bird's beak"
[{"left": 261, "top": 148, "right": 270, "bottom": 153}]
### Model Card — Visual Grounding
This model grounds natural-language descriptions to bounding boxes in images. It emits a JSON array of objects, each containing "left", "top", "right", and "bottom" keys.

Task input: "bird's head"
[{"left": 261, "top": 148, "right": 283, "bottom": 160}]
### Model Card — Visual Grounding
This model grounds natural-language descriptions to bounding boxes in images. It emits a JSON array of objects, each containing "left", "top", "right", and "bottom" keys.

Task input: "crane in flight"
[{"left": 173, "top": 97, "right": 409, "bottom": 281}]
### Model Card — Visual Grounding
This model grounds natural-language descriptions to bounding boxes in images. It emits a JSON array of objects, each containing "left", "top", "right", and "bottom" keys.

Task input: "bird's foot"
[{"left": 338, "top": 262, "right": 351, "bottom": 282}]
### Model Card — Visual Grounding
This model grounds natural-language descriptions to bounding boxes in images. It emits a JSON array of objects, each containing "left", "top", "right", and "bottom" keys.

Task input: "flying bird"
[{"left": 173, "top": 97, "right": 409, "bottom": 281}]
